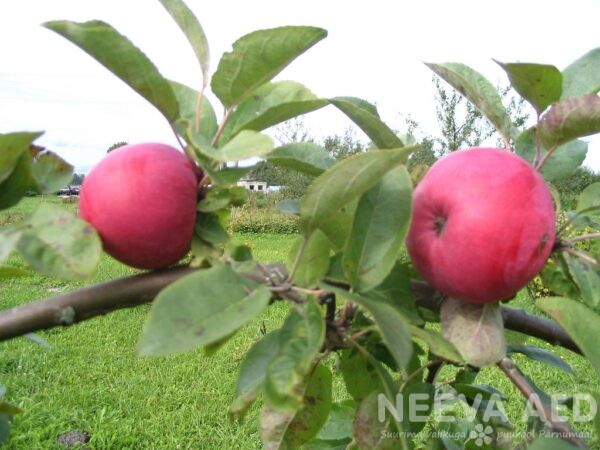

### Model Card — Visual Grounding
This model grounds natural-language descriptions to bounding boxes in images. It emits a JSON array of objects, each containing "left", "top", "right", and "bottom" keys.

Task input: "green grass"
[{"left": 0, "top": 197, "right": 599, "bottom": 448}]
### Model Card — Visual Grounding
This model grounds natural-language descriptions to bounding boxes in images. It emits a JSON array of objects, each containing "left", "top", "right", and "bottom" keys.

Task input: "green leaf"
[
  {"left": 264, "top": 298, "right": 325, "bottom": 411},
  {"left": 210, "top": 165, "right": 255, "bottom": 185},
  {"left": 212, "top": 26, "right": 327, "bottom": 108},
  {"left": 452, "top": 383, "right": 506, "bottom": 402},
  {"left": 170, "top": 80, "right": 218, "bottom": 141},
  {"left": 0, "top": 152, "right": 33, "bottom": 210},
  {"left": 506, "top": 344, "right": 573, "bottom": 374},
  {"left": 367, "top": 262, "right": 424, "bottom": 326},
  {"left": 266, "top": 142, "right": 335, "bottom": 176},
  {"left": 194, "top": 212, "right": 229, "bottom": 244},
  {"left": 353, "top": 391, "right": 404, "bottom": 450},
  {"left": 197, "top": 186, "right": 247, "bottom": 212},
  {"left": 288, "top": 231, "right": 330, "bottom": 288},
  {"left": 329, "top": 97, "right": 404, "bottom": 149},
  {"left": 220, "top": 81, "right": 327, "bottom": 144},
  {"left": 593, "top": 392, "right": 600, "bottom": 439},
  {"left": 230, "top": 330, "right": 281, "bottom": 418},
  {"left": 0, "top": 230, "right": 21, "bottom": 265},
  {"left": 339, "top": 348, "right": 383, "bottom": 402},
  {"left": 217, "top": 130, "right": 273, "bottom": 162},
  {"left": 577, "top": 181, "right": 600, "bottom": 212},
  {"left": 17, "top": 204, "right": 101, "bottom": 279},
  {"left": 0, "top": 131, "right": 42, "bottom": 184},
  {"left": 401, "top": 382, "right": 435, "bottom": 434},
  {"left": 260, "top": 363, "right": 332, "bottom": 450},
  {"left": 539, "top": 94, "right": 600, "bottom": 149},
  {"left": 495, "top": 61, "right": 562, "bottom": 114},
  {"left": 44, "top": 20, "right": 178, "bottom": 122},
  {"left": 31, "top": 151, "right": 73, "bottom": 194},
  {"left": 440, "top": 298, "right": 506, "bottom": 367},
  {"left": 562, "top": 48, "right": 600, "bottom": 99},
  {"left": 515, "top": 128, "right": 586, "bottom": 181},
  {"left": 300, "top": 146, "right": 415, "bottom": 233},
  {"left": 317, "top": 202, "right": 357, "bottom": 251},
  {"left": 539, "top": 256, "right": 581, "bottom": 299},
  {"left": 528, "top": 437, "right": 579, "bottom": 450},
  {"left": 426, "top": 62, "right": 514, "bottom": 140},
  {"left": 138, "top": 265, "right": 271, "bottom": 356},
  {"left": 343, "top": 166, "right": 412, "bottom": 292},
  {"left": 284, "top": 363, "right": 333, "bottom": 448},
  {"left": 0, "top": 414, "right": 9, "bottom": 444},
  {"left": 410, "top": 326, "right": 463, "bottom": 364},
  {"left": 325, "top": 286, "right": 413, "bottom": 372},
  {"left": 564, "top": 254, "right": 600, "bottom": 310},
  {"left": 316, "top": 400, "right": 355, "bottom": 441},
  {"left": 277, "top": 199, "right": 300, "bottom": 215},
  {"left": 158, "top": 0, "right": 210, "bottom": 83},
  {"left": 537, "top": 296, "right": 600, "bottom": 378}
]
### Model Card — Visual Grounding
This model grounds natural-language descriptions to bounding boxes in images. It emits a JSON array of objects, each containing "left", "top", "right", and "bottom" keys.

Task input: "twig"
[
  {"left": 497, "top": 357, "right": 588, "bottom": 449},
  {"left": 564, "top": 247, "right": 598, "bottom": 265},
  {"left": 0, "top": 270, "right": 581, "bottom": 355},
  {"left": 502, "top": 133, "right": 512, "bottom": 151},
  {"left": 425, "top": 359, "right": 445, "bottom": 384},
  {"left": 564, "top": 233, "right": 600, "bottom": 244}
]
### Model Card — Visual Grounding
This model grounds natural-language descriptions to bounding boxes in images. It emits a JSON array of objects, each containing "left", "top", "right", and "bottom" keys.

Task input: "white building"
[{"left": 237, "top": 178, "right": 268, "bottom": 192}]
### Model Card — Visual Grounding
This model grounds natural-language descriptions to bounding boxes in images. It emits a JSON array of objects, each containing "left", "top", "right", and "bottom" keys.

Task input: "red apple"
[
  {"left": 406, "top": 147, "right": 556, "bottom": 304},
  {"left": 79, "top": 143, "right": 199, "bottom": 269}
]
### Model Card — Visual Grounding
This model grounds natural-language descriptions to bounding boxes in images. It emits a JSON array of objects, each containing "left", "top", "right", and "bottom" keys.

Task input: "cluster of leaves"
[{"left": 2, "top": 0, "right": 600, "bottom": 448}]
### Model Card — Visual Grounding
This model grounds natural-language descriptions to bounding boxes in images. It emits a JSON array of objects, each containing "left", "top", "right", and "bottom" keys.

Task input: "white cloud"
[{"left": 1, "top": 0, "right": 600, "bottom": 171}]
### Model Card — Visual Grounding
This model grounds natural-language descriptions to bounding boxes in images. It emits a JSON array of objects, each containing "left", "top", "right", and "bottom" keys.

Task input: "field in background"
[{"left": 0, "top": 197, "right": 598, "bottom": 448}]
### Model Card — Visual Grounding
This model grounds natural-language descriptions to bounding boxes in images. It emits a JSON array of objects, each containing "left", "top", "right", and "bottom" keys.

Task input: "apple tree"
[{"left": 1, "top": 0, "right": 600, "bottom": 448}]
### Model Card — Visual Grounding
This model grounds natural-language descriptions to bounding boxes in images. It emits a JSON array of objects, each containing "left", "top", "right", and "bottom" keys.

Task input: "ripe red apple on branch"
[
  {"left": 79, "top": 143, "right": 199, "bottom": 270},
  {"left": 406, "top": 147, "right": 556, "bottom": 304}
]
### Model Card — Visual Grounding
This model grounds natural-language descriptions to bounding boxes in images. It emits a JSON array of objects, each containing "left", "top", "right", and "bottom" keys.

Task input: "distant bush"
[{"left": 229, "top": 207, "right": 298, "bottom": 234}]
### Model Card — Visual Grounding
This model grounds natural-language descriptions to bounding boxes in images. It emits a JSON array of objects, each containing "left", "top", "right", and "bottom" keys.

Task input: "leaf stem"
[
  {"left": 497, "top": 357, "right": 588, "bottom": 449},
  {"left": 210, "top": 107, "right": 233, "bottom": 147},
  {"left": 535, "top": 143, "right": 558, "bottom": 171},
  {"left": 399, "top": 359, "right": 444, "bottom": 393},
  {"left": 534, "top": 116, "right": 542, "bottom": 166}
]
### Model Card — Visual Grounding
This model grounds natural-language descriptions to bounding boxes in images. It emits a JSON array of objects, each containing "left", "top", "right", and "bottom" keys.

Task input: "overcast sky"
[{"left": 2, "top": 0, "right": 600, "bottom": 172}]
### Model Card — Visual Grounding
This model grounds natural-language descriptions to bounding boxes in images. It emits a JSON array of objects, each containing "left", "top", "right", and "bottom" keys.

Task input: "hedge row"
[{"left": 228, "top": 208, "right": 299, "bottom": 234}]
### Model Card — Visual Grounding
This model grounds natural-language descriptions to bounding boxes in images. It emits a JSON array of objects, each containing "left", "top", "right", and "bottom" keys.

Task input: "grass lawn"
[{"left": 0, "top": 197, "right": 599, "bottom": 448}]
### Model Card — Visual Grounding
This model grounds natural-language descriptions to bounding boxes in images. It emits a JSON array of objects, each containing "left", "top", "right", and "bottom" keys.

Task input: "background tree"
[
  {"left": 433, "top": 75, "right": 529, "bottom": 153},
  {"left": 70, "top": 173, "right": 85, "bottom": 185},
  {"left": 322, "top": 127, "right": 365, "bottom": 160},
  {"left": 553, "top": 166, "right": 600, "bottom": 209}
]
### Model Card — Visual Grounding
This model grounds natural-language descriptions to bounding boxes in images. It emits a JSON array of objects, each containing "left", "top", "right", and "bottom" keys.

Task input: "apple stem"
[{"left": 497, "top": 357, "right": 588, "bottom": 449}]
